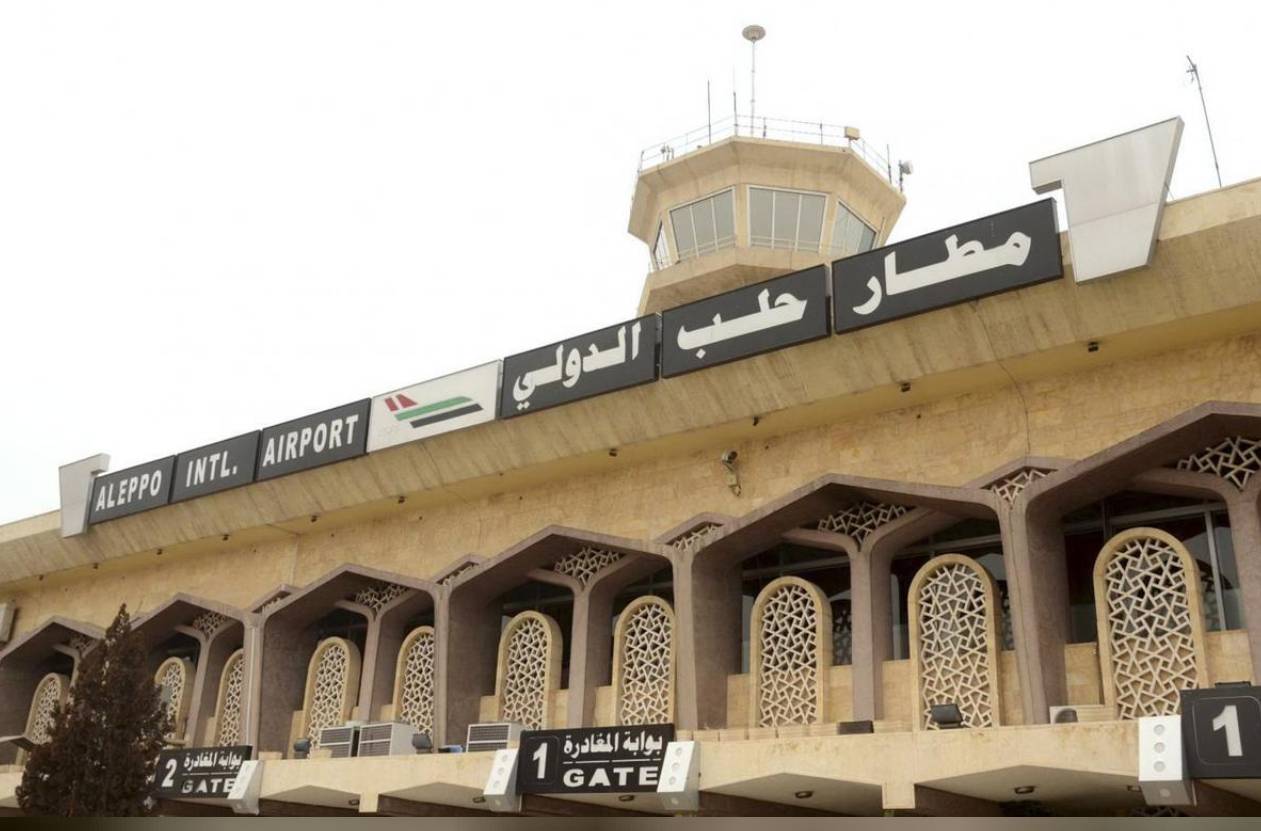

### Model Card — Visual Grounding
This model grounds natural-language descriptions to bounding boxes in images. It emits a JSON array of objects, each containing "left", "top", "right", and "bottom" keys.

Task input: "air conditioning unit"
[
  {"left": 357, "top": 722, "right": 417, "bottom": 757},
  {"left": 318, "top": 724, "right": 360, "bottom": 758},
  {"left": 466, "top": 722, "right": 526, "bottom": 753}
]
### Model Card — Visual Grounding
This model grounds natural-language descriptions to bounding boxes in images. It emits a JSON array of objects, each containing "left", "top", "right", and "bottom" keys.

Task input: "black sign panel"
[
  {"left": 1182, "top": 687, "right": 1261, "bottom": 779},
  {"left": 256, "top": 399, "right": 370, "bottom": 481},
  {"left": 171, "top": 432, "right": 260, "bottom": 503},
  {"left": 833, "top": 199, "right": 1062, "bottom": 333},
  {"left": 516, "top": 724, "right": 673, "bottom": 795},
  {"left": 661, "top": 265, "right": 829, "bottom": 378},
  {"left": 499, "top": 315, "right": 659, "bottom": 418},
  {"left": 88, "top": 456, "right": 176, "bottom": 524},
  {"left": 153, "top": 746, "right": 252, "bottom": 800}
]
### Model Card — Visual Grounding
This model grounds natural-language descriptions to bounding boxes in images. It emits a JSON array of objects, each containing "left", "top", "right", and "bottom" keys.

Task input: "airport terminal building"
[{"left": 1, "top": 115, "right": 1260, "bottom": 816}]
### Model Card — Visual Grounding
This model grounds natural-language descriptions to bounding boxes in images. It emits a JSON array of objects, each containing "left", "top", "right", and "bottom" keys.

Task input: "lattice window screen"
[
  {"left": 1094, "top": 528, "right": 1208, "bottom": 720},
  {"left": 301, "top": 637, "right": 362, "bottom": 748},
  {"left": 214, "top": 649, "right": 245, "bottom": 746},
  {"left": 393, "top": 626, "right": 436, "bottom": 739},
  {"left": 613, "top": 597, "right": 675, "bottom": 725},
  {"left": 749, "top": 577, "right": 832, "bottom": 728},
  {"left": 910, "top": 555, "right": 1001, "bottom": 730},
  {"left": 1173, "top": 436, "right": 1261, "bottom": 489},
  {"left": 25, "top": 672, "right": 69, "bottom": 744},
  {"left": 817, "top": 502, "right": 909, "bottom": 543},
  {"left": 154, "top": 657, "right": 195, "bottom": 741},
  {"left": 496, "top": 611, "right": 562, "bottom": 730}
]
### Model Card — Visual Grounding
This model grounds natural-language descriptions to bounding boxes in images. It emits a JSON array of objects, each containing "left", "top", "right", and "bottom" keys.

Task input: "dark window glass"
[
  {"left": 314, "top": 607, "right": 369, "bottom": 656},
  {"left": 1212, "top": 512, "right": 1244, "bottom": 630},
  {"left": 1065, "top": 529, "right": 1106, "bottom": 642}
]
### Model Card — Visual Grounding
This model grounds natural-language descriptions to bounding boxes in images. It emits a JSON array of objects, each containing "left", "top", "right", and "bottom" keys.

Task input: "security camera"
[{"left": 720, "top": 450, "right": 738, "bottom": 466}]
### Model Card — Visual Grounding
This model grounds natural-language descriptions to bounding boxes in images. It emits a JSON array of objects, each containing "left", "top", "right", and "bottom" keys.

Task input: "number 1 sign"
[{"left": 1181, "top": 687, "right": 1261, "bottom": 779}]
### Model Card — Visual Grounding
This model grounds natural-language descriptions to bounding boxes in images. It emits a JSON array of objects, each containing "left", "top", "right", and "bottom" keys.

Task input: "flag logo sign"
[{"left": 368, "top": 361, "right": 501, "bottom": 453}]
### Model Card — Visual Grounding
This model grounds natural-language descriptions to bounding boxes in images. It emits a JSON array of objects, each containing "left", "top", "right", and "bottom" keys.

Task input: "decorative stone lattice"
[
  {"left": 668, "top": 523, "right": 724, "bottom": 555},
  {"left": 552, "top": 547, "right": 623, "bottom": 587},
  {"left": 986, "top": 468, "right": 1050, "bottom": 503},
  {"left": 66, "top": 634, "right": 96, "bottom": 655},
  {"left": 25, "top": 673, "right": 69, "bottom": 744},
  {"left": 155, "top": 657, "right": 194, "bottom": 739},
  {"left": 750, "top": 577, "right": 832, "bottom": 728},
  {"left": 439, "top": 563, "right": 477, "bottom": 586},
  {"left": 911, "top": 556, "right": 1000, "bottom": 730},
  {"left": 614, "top": 597, "right": 674, "bottom": 725},
  {"left": 832, "top": 600, "right": 853, "bottom": 665},
  {"left": 1173, "top": 436, "right": 1261, "bottom": 490},
  {"left": 497, "top": 612, "right": 561, "bottom": 730},
  {"left": 1094, "top": 529, "right": 1207, "bottom": 720},
  {"left": 191, "top": 611, "right": 229, "bottom": 638},
  {"left": 214, "top": 649, "right": 245, "bottom": 746},
  {"left": 352, "top": 581, "right": 409, "bottom": 614},
  {"left": 302, "top": 637, "right": 362, "bottom": 748},
  {"left": 393, "top": 627, "right": 436, "bottom": 738},
  {"left": 816, "top": 502, "right": 909, "bottom": 543},
  {"left": 257, "top": 592, "right": 290, "bottom": 614}
]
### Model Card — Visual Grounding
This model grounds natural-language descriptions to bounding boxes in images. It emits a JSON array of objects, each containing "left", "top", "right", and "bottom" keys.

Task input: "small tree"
[{"left": 17, "top": 604, "right": 171, "bottom": 816}]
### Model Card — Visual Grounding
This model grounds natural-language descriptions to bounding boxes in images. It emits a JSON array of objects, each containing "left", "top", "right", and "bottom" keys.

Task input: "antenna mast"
[
  {"left": 742, "top": 25, "right": 766, "bottom": 132},
  {"left": 1186, "top": 56, "right": 1223, "bottom": 188}
]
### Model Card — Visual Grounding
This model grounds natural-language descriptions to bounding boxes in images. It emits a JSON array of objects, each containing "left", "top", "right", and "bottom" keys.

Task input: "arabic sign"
[
  {"left": 153, "top": 746, "right": 252, "bottom": 800},
  {"left": 368, "top": 361, "right": 500, "bottom": 452},
  {"left": 499, "top": 315, "right": 659, "bottom": 418},
  {"left": 256, "top": 399, "right": 371, "bottom": 481},
  {"left": 88, "top": 456, "right": 176, "bottom": 524},
  {"left": 171, "top": 432, "right": 260, "bottom": 503},
  {"left": 516, "top": 724, "right": 674, "bottom": 795},
  {"left": 833, "top": 199, "right": 1062, "bottom": 333},
  {"left": 1181, "top": 686, "right": 1261, "bottom": 779},
  {"left": 660, "top": 265, "right": 829, "bottom": 377}
]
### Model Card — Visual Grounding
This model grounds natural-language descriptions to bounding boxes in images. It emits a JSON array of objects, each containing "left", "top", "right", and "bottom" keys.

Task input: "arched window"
[
  {"left": 1094, "top": 527, "right": 1209, "bottom": 719},
  {"left": 496, "top": 611, "right": 562, "bottom": 730},
  {"left": 909, "top": 554, "right": 1001, "bottom": 730},
  {"left": 301, "top": 637, "right": 362, "bottom": 747},
  {"left": 214, "top": 649, "right": 245, "bottom": 746},
  {"left": 25, "top": 672, "right": 69, "bottom": 745},
  {"left": 748, "top": 576, "right": 832, "bottom": 728},
  {"left": 393, "top": 626, "right": 436, "bottom": 740},
  {"left": 154, "top": 657, "right": 195, "bottom": 743},
  {"left": 613, "top": 596, "right": 675, "bottom": 725}
]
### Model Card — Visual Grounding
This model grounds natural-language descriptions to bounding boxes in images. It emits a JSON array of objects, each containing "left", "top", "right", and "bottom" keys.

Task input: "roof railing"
[{"left": 638, "top": 114, "right": 893, "bottom": 182}]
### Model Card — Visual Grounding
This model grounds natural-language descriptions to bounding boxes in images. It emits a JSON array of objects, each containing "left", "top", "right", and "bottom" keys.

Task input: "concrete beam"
[
  {"left": 1184, "top": 782, "right": 1261, "bottom": 817},
  {"left": 373, "top": 794, "right": 491, "bottom": 817}
]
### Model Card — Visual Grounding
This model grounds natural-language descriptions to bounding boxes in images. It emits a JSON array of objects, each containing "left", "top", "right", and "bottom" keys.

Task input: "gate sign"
[
  {"left": 153, "top": 746, "right": 252, "bottom": 800},
  {"left": 515, "top": 724, "right": 674, "bottom": 795},
  {"left": 833, "top": 199, "right": 1062, "bottom": 333},
  {"left": 1181, "top": 687, "right": 1261, "bottom": 779}
]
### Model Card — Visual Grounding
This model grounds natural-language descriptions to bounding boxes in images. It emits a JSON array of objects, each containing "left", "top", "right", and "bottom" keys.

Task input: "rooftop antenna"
[
  {"left": 1186, "top": 55, "right": 1223, "bottom": 188},
  {"left": 742, "top": 25, "right": 766, "bottom": 132}
]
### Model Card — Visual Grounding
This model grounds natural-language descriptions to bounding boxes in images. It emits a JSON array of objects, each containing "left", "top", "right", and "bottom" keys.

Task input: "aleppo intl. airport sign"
[
  {"left": 515, "top": 724, "right": 674, "bottom": 795},
  {"left": 368, "top": 361, "right": 500, "bottom": 452},
  {"left": 833, "top": 199, "right": 1063, "bottom": 333},
  {"left": 88, "top": 456, "right": 176, "bottom": 524},
  {"left": 1181, "top": 686, "right": 1261, "bottom": 779},
  {"left": 500, "top": 315, "right": 659, "bottom": 418},
  {"left": 153, "top": 746, "right": 252, "bottom": 800},
  {"left": 256, "top": 399, "right": 370, "bottom": 481},
  {"left": 171, "top": 432, "right": 260, "bottom": 503},
  {"left": 661, "top": 265, "right": 830, "bottom": 378}
]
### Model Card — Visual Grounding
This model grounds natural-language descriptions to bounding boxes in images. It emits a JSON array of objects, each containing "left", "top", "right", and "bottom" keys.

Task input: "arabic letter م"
[
  {"left": 852, "top": 276, "right": 883, "bottom": 316},
  {"left": 944, "top": 234, "right": 984, "bottom": 259},
  {"left": 1002, "top": 231, "right": 1032, "bottom": 266},
  {"left": 561, "top": 347, "right": 582, "bottom": 389},
  {"left": 630, "top": 320, "right": 642, "bottom": 360}
]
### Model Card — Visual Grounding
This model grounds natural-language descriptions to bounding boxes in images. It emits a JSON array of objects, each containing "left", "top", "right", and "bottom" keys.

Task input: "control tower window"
[
  {"left": 669, "top": 188, "right": 735, "bottom": 261},
  {"left": 651, "top": 223, "right": 671, "bottom": 271},
  {"left": 748, "top": 187, "right": 825, "bottom": 252},
  {"left": 830, "top": 201, "right": 877, "bottom": 258}
]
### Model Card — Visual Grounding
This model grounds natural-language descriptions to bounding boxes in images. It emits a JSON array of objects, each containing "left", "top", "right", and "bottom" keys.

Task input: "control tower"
[{"left": 629, "top": 117, "right": 907, "bottom": 314}]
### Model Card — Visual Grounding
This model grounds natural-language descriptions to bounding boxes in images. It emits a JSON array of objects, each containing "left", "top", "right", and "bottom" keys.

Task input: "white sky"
[{"left": 2, "top": 1, "right": 1259, "bottom": 524}]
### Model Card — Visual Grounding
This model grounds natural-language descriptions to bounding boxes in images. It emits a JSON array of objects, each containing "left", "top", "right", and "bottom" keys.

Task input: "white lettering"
[
  {"left": 562, "top": 768, "right": 584, "bottom": 787},
  {"left": 262, "top": 438, "right": 277, "bottom": 467},
  {"left": 313, "top": 422, "right": 328, "bottom": 452},
  {"left": 638, "top": 766, "right": 659, "bottom": 787},
  {"left": 329, "top": 418, "right": 344, "bottom": 448},
  {"left": 343, "top": 413, "right": 360, "bottom": 443},
  {"left": 588, "top": 768, "right": 611, "bottom": 788}
]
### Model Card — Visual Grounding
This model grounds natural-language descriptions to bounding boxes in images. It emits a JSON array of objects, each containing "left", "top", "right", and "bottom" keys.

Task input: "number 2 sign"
[{"left": 1181, "top": 687, "right": 1261, "bottom": 779}]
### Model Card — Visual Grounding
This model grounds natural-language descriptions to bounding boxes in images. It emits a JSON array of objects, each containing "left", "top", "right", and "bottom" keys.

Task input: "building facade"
[{"left": 2, "top": 119, "right": 1260, "bottom": 816}]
